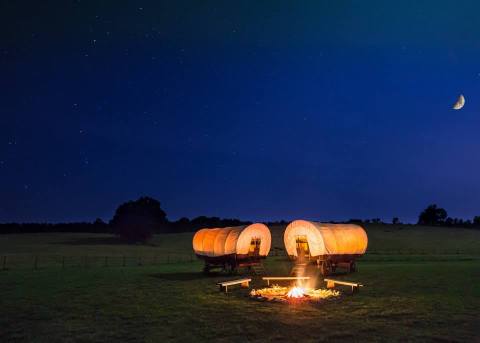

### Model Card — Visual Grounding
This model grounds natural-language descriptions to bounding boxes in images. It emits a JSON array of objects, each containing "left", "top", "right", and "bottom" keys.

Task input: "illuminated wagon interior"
[
  {"left": 284, "top": 220, "right": 368, "bottom": 276},
  {"left": 192, "top": 223, "right": 271, "bottom": 273}
]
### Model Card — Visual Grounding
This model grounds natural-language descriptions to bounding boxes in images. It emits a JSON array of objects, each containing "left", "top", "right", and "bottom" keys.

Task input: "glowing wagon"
[
  {"left": 284, "top": 220, "right": 368, "bottom": 276},
  {"left": 192, "top": 223, "right": 271, "bottom": 274}
]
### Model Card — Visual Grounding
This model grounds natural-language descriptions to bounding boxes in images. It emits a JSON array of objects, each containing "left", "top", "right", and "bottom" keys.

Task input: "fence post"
[
  {"left": 34, "top": 256, "right": 38, "bottom": 270},
  {"left": 122, "top": 255, "right": 126, "bottom": 267}
]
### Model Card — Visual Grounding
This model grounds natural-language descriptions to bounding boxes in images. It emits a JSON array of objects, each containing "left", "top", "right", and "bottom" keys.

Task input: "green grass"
[{"left": 0, "top": 225, "right": 479, "bottom": 342}]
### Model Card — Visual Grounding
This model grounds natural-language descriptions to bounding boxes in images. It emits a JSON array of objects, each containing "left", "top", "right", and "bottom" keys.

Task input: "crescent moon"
[{"left": 452, "top": 94, "right": 465, "bottom": 110}]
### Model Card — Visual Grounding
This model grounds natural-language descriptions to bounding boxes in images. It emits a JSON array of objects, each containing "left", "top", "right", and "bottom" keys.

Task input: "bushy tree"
[
  {"left": 110, "top": 197, "right": 167, "bottom": 243},
  {"left": 417, "top": 204, "right": 447, "bottom": 226},
  {"left": 473, "top": 216, "right": 480, "bottom": 227},
  {"left": 392, "top": 217, "right": 400, "bottom": 225}
]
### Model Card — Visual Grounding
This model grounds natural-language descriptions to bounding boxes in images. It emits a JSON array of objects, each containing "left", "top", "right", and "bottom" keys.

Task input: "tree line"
[
  {"left": 0, "top": 197, "right": 251, "bottom": 241},
  {"left": 1, "top": 198, "right": 479, "bottom": 243},
  {"left": 417, "top": 204, "right": 480, "bottom": 227},
  {"left": 349, "top": 204, "right": 480, "bottom": 228}
]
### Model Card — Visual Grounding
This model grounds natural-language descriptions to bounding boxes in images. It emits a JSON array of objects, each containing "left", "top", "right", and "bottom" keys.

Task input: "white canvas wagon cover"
[
  {"left": 192, "top": 223, "right": 271, "bottom": 257},
  {"left": 284, "top": 220, "right": 368, "bottom": 257}
]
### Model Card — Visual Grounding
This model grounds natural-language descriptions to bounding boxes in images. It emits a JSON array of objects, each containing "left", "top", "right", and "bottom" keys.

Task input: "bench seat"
[
  {"left": 217, "top": 278, "right": 252, "bottom": 293},
  {"left": 324, "top": 278, "right": 363, "bottom": 293}
]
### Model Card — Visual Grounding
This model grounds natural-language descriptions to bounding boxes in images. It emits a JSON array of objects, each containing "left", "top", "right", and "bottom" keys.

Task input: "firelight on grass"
[{"left": 250, "top": 285, "right": 340, "bottom": 302}]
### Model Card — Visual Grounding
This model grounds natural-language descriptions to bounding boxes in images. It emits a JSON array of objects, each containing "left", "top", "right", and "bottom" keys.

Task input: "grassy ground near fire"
[{"left": 0, "top": 225, "right": 479, "bottom": 342}]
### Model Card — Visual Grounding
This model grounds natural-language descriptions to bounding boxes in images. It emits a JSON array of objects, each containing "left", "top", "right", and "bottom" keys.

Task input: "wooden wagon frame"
[
  {"left": 198, "top": 253, "right": 266, "bottom": 274},
  {"left": 290, "top": 253, "right": 362, "bottom": 276}
]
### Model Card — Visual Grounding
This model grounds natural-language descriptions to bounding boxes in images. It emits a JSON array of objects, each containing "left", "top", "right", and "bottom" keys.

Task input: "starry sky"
[{"left": 2, "top": 1, "right": 480, "bottom": 223}]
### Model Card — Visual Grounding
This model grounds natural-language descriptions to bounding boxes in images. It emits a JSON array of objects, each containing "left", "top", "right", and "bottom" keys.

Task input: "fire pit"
[{"left": 250, "top": 284, "right": 340, "bottom": 303}]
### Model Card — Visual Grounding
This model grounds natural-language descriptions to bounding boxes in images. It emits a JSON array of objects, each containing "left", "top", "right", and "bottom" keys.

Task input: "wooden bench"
[
  {"left": 262, "top": 276, "right": 310, "bottom": 286},
  {"left": 324, "top": 278, "right": 363, "bottom": 293},
  {"left": 217, "top": 278, "right": 252, "bottom": 293}
]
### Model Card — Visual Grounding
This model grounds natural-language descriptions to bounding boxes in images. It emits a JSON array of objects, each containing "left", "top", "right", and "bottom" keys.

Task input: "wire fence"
[
  {"left": 0, "top": 253, "right": 197, "bottom": 270},
  {"left": 1, "top": 249, "right": 479, "bottom": 270}
]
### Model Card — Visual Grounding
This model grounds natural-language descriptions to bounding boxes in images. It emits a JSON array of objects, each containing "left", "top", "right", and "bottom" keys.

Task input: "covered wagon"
[
  {"left": 284, "top": 220, "right": 368, "bottom": 275},
  {"left": 192, "top": 223, "right": 271, "bottom": 273}
]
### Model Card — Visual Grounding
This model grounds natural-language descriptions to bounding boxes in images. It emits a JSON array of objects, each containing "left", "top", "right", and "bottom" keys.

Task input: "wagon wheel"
[
  {"left": 320, "top": 261, "right": 331, "bottom": 276},
  {"left": 231, "top": 264, "right": 238, "bottom": 275},
  {"left": 319, "top": 262, "right": 325, "bottom": 275},
  {"left": 229, "top": 263, "right": 238, "bottom": 275},
  {"left": 203, "top": 264, "right": 211, "bottom": 275},
  {"left": 326, "top": 261, "right": 333, "bottom": 275},
  {"left": 222, "top": 263, "right": 229, "bottom": 274}
]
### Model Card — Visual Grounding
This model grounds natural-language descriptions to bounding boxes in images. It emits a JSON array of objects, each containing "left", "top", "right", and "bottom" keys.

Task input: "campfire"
[
  {"left": 250, "top": 284, "right": 340, "bottom": 303},
  {"left": 286, "top": 286, "right": 305, "bottom": 298}
]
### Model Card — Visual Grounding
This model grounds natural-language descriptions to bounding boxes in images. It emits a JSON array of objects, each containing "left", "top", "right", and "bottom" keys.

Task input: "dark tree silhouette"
[
  {"left": 110, "top": 197, "right": 167, "bottom": 243},
  {"left": 473, "top": 216, "right": 480, "bottom": 227},
  {"left": 392, "top": 217, "right": 400, "bottom": 225},
  {"left": 168, "top": 216, "right": 250, "bottom": 232},
  {"left": 418, "top": 204, "right": 447, "bottom": 226},
  {"left": 93, "top": 218, "right": 106, "bottom": 225}
]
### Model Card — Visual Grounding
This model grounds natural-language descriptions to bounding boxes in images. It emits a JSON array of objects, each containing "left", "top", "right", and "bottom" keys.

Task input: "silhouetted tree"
[
  {"left": 473, "top": 216, "right": 480, "bottom": 227},
  {"left": 92, "top": 218, "right": 109, "bottom": 233},
  {"left": 110, "top": 197, "right": 167, "bottom": 243},
  {"left": 453, "top": 218, "right": 463, "bottom": 226},
  {"left": 418, "top": 204, "right": 447, "bottom": 226},
  {"left": 392, "top": 217, "right": 400, "bottom": 225},
  {"left": 94, "top": 218, "right": 105, "bottom": 225},
  {"left": 348, "top": 219, "right": 363, "bottom": 224}
]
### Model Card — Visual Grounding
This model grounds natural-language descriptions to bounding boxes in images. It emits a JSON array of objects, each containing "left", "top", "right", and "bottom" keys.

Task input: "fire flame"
[
  {"left": 250, "top": 284, "right": 340, "bottom": 302},
  {"left": 286, "top": 286, "right": 305, "bottom": 298}
]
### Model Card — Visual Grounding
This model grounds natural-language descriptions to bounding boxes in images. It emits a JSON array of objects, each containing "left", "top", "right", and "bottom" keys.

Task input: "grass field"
[{"left": 1, "top": 225, "right": 479, "bottom": 342}]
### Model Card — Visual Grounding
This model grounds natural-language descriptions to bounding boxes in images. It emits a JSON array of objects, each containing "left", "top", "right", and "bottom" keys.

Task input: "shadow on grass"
[
  {"left": 148, "top": 272, "right": 214, "bottom": 281},
  {"left": 329, "top": 271, "right": 351, "bottom": 276}
]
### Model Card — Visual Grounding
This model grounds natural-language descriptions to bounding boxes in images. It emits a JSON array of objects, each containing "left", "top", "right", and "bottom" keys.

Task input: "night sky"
[{"left": 2, "top": 1, "right": 480, "bottom": 223}]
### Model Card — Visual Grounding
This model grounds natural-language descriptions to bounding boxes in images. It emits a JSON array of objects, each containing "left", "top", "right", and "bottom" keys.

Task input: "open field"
[{"left": 1, "top": 225, "right": 479, "bottom": 342}]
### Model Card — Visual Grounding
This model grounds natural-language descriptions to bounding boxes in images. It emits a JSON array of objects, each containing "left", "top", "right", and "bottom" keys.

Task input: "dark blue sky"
[{"left": 2, "top": 1, "right": 480, "bottom": 223}]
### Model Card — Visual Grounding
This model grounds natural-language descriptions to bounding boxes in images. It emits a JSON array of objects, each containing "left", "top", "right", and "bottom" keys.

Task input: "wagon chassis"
[
  {"left": 293, "top": 254, "right": 361, "bottom": 276},
  {"left": 199, "top": 254, "right": 266, "bottom": 274}
]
